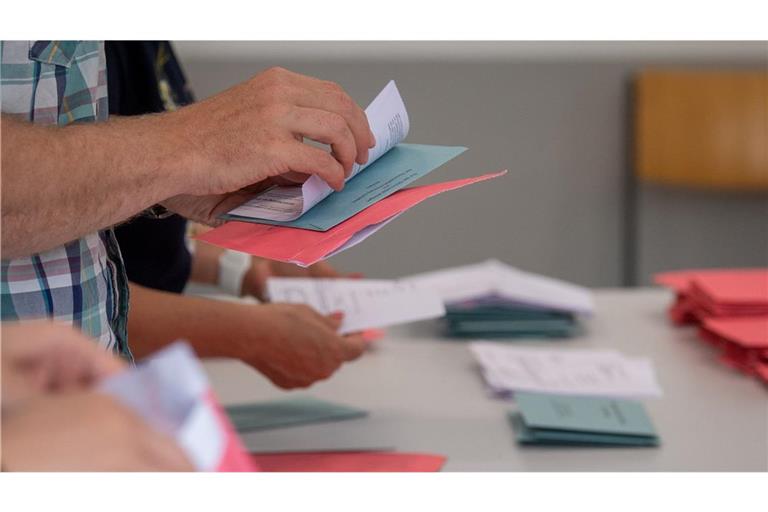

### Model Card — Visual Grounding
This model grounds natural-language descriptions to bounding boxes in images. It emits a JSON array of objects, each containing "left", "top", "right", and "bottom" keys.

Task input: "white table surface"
[{"left": 203, "top": 288, "right": 768, "bottom": 471}]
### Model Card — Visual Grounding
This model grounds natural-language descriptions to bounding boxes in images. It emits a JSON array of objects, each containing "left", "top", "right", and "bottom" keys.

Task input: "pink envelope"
[
  {"left": 250, "top": 451, "right": 446, "bottom": 472},
  {"left": 197, "top": 171, "right": 507, "bottom": 267}
]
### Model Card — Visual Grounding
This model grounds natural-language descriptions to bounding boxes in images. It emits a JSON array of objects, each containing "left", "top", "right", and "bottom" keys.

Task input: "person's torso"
[{"left": 0, "top": 41, "right": 130, "bottom": 357}]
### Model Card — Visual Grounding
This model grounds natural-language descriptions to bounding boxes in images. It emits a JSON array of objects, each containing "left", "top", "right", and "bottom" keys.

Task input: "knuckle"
[
  {"left": 334, "top": 90, "right": 356, "bottom": 111},
  {"left": 261, "top": 102, "right": 290, "bottom": 119},
  {"left": 323, "top": 79, "right": 344, "bottom": 92},
  {"left": 326, "top": 113, "right": 349, "bottom": 136},
  {"left": 264, "top": 66, "right": 289, "bottom": 81}
]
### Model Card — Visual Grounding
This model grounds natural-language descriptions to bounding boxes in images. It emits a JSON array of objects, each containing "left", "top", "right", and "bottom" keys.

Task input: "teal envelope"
[
  {"left": 510, "top": 413, "right": 658, "bottom": 446},
  {"left": 510, "top": 392, "right": 659, "bottom": 446},
  {"left": 225, "top": 397, "right": 368, "bottom": 432},
  {"left": 222, "top": 143, "right": 467, "bottom": 231}
]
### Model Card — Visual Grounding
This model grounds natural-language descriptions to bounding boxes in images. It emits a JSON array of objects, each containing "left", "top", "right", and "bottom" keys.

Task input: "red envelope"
[
  {"left": 197, "top": 171, "right": 507, "bottom": 267},
  {"left": 250, "top": 451, "right": 446, "bottom": 472},
  {"left": 754, "top": 360, "right": 768, "bottom": 384},
  {"left": 691, "top": 270, "right": 768, "bottom": 306},
  {"left": 655, "top": 269, "right": 768, "bottom": 324},
  {"left": 702, "top": 317, "right": 768, "bottom": 349}
]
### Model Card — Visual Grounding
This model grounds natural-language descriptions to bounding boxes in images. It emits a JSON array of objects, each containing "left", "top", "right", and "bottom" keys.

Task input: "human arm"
[
  {"left": 1, "top": 67, "right": 375, "bottom": 258},
  {"left": 127, "top": 283, "right": 368, "bottom": 389},
  {"left": 1, "top": 392, "right": 193, "bottom": 471},
  {"left": 0, "top": 322, "right": 192, "bottom": 471}
]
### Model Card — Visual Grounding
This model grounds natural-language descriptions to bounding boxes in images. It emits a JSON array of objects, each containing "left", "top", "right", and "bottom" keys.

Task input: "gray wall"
[{"left": 174, "top": 42, "right": 768, "bottom": 287}]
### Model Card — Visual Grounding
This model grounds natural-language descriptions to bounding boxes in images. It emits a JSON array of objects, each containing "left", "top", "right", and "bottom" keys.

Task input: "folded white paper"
[
  {"left": 401, "top": 259, "right": 595, "bottom": 315},
  {"left": 266, "top": 277, "right": 445, "bottom": 334}
]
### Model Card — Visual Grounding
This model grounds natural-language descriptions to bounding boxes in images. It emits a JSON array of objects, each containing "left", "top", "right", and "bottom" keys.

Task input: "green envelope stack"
[
  {"left": 444, "top": 302, "right": 580, "bottom": 339},
  {"left": 510, "top": 392, "right": 660, "bottom": 446}
]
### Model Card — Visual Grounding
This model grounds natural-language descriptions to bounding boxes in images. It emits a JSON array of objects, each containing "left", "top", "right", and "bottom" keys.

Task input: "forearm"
[
  {"left": 189, "top": 239, "right": 226, "bottom": 286},
  {"left": 127, "top": 282, "right": 250, "bottom": 360},
  {"left": 1, "top": 114, "right": 196, "bottom": 258}
]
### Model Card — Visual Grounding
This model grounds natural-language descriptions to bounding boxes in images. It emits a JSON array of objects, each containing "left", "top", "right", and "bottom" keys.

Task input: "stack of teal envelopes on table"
[
  {"left": 509, "top": 392, "right": 660, "bottom": 447},
  {"left": 444, "top": 301, "right": 580, "bottom": 339}
]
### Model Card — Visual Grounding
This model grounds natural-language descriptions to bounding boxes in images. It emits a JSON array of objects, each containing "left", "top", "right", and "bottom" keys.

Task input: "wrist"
[
  {"left": 153, "top": 106, "right": 212, "bottom": 196},
  {"left": 216, "top": 303, "right": 273, "bottom": 362}
]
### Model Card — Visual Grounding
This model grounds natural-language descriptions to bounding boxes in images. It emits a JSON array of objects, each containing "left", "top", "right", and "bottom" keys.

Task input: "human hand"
[
  {"left": 226, "top": 304, "right": 368, "bottom": 389},
  {"left": 1, "top": 322, "right": 126, "bottom": 409},
  {"left": 169, "top": 66, "right": 376, "bottom": 197},
  {"left": 242, "top": 258, "right": 362, "bottom": 301},
  {"left": 1, "top": 392, "right": 193, "bottom": 472}
]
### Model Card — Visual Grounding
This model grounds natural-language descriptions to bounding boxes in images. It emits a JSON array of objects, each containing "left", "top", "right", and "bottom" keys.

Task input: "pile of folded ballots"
[
  {"left": 401, "top": 260, "right": 594, "bottom": 340},
  {"left": 656, "top": 268, "right": 768, "bottom": 385}
]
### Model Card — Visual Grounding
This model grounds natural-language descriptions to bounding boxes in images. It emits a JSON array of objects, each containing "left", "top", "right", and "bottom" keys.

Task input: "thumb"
[{"left": 339, "top": 334, "right": 368, "bottom": 361}]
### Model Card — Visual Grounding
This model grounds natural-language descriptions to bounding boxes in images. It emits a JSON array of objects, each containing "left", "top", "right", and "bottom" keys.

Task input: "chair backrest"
[{"left": 635, "top": 70, "right": 768, "bottom": 190}]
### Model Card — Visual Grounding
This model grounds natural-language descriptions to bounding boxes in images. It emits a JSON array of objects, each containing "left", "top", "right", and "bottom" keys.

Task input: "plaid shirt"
[{"left": 1, "top": 41, "right": 131, "bottom": 359}]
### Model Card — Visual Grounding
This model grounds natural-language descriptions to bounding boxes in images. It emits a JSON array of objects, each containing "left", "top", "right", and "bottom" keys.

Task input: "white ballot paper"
[
  {"left": 401, "top": 259, "right": 595, "bottom": 315},
  {"left": 266, "top": 277, "right": 445, "bottom": 334},
  {"left": 470, "top": 342, "right": 663, "bottom": 399},
  {"left": 229, "top": 80, "right": 410, "bottom": 222}
]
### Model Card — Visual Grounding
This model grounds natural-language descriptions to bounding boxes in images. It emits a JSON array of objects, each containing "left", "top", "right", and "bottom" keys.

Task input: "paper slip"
[
  {"left": 470, "top": 342, "right": 663, "bottom": 399},
  {"left": 100, "top": 342, "right": 256, "bottom": 471},
  {"left": 197, "top": 171, "right": 506, "bottom": 267},
  {"left": 402, "top": 259, "right": 594, "bottom": 315},
  {"left": 266, "top": 277, "right": 446, "bottom": 334}
]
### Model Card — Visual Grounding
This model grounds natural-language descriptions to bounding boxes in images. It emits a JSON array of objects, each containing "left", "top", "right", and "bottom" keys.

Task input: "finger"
[
  {"left": 280, "top": 141, "right": 346, "bottom": 191},
  {"left": 48, "top": 326, "right": 126, "bottom": 385},
  {"left": 309, "top": 261, "right": 342, "bottom": 278},
  {"left": 282, "top": 107, "right": 358, "bottom": 176},
  {"left": 361, "top": 328, "right": 386, "bottom": 342},
  {"left": 339, "top": 334, "right": 368, "bottom": 361},
  {"left": 269, "top": 172, "right": 309, "bottom": 186},
  {"left": 281, "top": 77, "right": 374, "bottom": 165},
  {"left": 324, "top": 311, "right": 344, "bottom": 331}
]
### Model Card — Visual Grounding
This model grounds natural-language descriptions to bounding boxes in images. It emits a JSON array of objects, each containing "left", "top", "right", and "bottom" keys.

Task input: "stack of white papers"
[
  {"left": 266, "top": 278, "right": 445, "bottom": 334},
  {"left": 401, "top": 259, "right": 594, "bottom": 315},
  {"left": 470, "top": 342, "right": 663, "bottom": 399}
]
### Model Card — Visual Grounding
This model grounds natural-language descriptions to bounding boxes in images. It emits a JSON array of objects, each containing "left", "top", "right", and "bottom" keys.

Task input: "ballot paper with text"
[
  {"left": 471, "top": 342, "right": 663, "bottom": 399},
  {"left": 266, "top": 277, "right": 446, "bottom": 334},
  {"left": 228, "top": 80, "right": 410, "bottom": 222}
]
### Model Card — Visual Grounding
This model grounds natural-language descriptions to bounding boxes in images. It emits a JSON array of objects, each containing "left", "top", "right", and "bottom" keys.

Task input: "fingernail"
[{"left": 330, "top": 311, "right": 344, "bottom": 320}]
